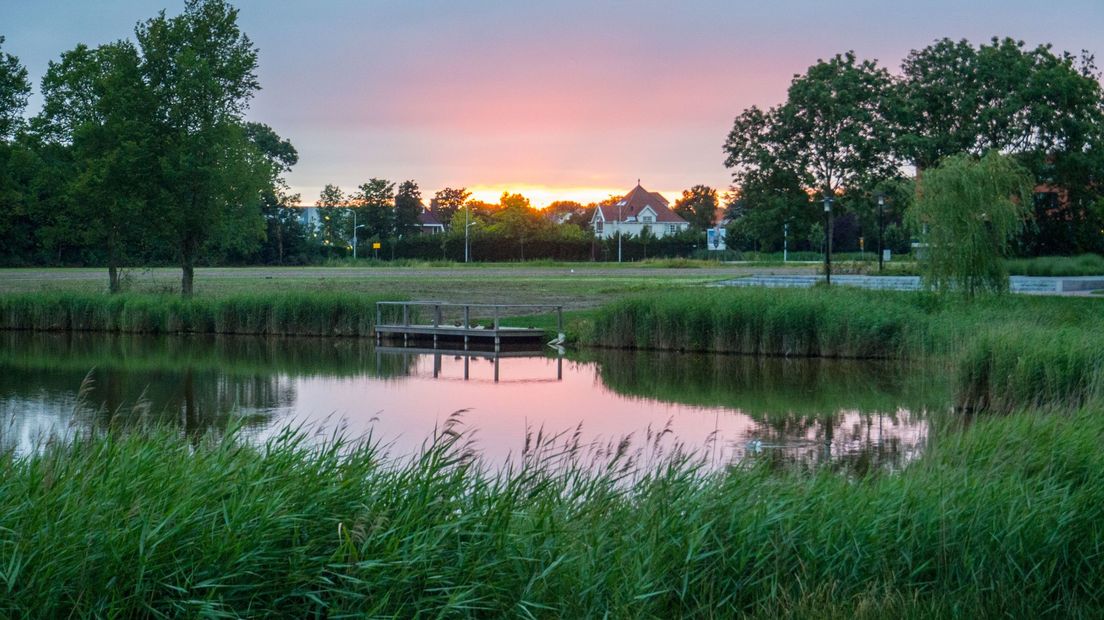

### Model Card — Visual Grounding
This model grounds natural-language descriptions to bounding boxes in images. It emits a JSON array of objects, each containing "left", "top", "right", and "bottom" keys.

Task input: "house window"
[
  {"left": 596, "top": 221, "right": 604, "bottom": 234},
  {"left": 667, "top": 224, "right": 676, "bottom": 234},
  {"left": 642, "top": 215, "right": 653, "bottom": 223}
]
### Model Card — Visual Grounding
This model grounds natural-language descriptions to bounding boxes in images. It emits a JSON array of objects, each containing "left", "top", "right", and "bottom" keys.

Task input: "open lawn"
[{"left": 0, "top": 264, "right": 813, "bottom": 309}]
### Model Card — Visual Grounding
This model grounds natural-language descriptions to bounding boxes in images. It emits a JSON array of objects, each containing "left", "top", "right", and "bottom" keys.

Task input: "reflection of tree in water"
[
  {"left": 590, "top": 349, "right": 942, "bottom": 472},
  {"left": 741, "top": 409, "right": 927, "bottom": 476},
  {"left": 0, "top": 332, "right": 419, "bottom": 450}
]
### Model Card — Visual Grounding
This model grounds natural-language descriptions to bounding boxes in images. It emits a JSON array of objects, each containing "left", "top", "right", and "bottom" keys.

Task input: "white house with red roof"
[{"left": 590, "top": 183, "right": 690, "bottom": 239}]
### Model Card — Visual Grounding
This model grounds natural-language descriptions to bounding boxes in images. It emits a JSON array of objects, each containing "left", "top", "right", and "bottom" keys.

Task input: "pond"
[{"left": 0, "top": 332, "right": 947, "bottom": 472}]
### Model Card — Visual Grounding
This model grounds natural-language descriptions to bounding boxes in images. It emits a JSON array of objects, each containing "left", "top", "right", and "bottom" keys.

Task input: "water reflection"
[{"left": 0, "top": 332, "right": 944, "bottom": 471}]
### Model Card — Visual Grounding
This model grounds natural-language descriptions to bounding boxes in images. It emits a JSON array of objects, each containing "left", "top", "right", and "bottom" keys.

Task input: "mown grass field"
[{"left": 0, "top": 264, "right": 769, "bottom": 308}]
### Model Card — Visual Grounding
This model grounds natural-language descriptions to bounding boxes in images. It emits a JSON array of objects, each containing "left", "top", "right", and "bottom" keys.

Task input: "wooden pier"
[{"left": 375, "top": 302, "right": 563, "bottom": 351}]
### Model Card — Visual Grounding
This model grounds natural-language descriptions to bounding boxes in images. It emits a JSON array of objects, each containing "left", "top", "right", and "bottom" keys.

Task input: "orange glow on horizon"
[{"left": 464, "top": 184, "right": 683, "bottom": 209}]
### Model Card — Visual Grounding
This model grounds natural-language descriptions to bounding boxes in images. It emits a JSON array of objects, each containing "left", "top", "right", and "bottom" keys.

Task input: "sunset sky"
[{"left": 3, "top": 0, "right": 1103, "bottom": 207}]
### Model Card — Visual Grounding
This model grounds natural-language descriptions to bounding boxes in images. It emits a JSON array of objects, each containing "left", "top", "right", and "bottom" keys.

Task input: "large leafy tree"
[
  {"left": 137, "top": 0, "right": 268, "bottom": 295},
  {"left": 727, "top": 168, "right": 812, "bottom": 252},
  {"left": 899, "top": 38, "right": 1104, "bottom": 255},
  {"left": 673, "top": 185, "right": 719, "bottom": 230},
  {"left": 394, "top": 180, "right": 422, "bottom": 237},
  {"left": 315, "top": 184, "right": 348, "bottom": 247},
  {"left": 0, "top": 37, "right": 33, "bottom": 262},
  {"left": 431, "top": 187, "right": 470, "bottom": 229},
  {"left": 35, "top": 41, "right": 158, "bottom": 291},
  {"left": 244, "top": 122, "right": 299, "bottom": 264},
  {"left": 352, "top": 179, "right": 394, "bottom": 241},
  {"left": 724, "top": 52, "right": 899, "bottom": 256},
  {"left": 731, "top": 52, "right": 898, "bottom": 198},
  {"left": 0, "top": 36, "right": 30, "bottom": 141},
  {"left": 898, "top": 37, "right": 1104, "bottom": 169},
  {"left": 907, "top": 152, "right": 1033, "bottom": 296},
  {"left": 492, "top": 192, "right": 542, "bottom": 260}
]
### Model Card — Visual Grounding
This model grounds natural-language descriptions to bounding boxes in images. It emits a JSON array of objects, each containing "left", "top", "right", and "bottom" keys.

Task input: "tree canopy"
[
  {"left": 0, "top": 36, "right": 30, "bottom": 141},
  {"left": 724, "top": 38, "right": 1104, "bottom": 257},
  {"left": 673, "top": 185, "right": 720, "bottom": 230}
]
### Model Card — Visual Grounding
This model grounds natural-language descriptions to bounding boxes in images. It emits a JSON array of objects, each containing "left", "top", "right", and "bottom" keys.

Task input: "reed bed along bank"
[
  {"left": 585, "top": 287, "right": 1104, "bottom": 411},
  {"left": 1, "top": 411, "right": 1102, "bottom": 618},
  {"left": 1005, "top": 253, "right": 1104, "bottom": 277},
  {"left": 0, "top": 291, "right": 395, "bottom": 337}
]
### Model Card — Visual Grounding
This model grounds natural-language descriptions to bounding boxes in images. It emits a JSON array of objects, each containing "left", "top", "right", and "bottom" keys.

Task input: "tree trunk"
[
  {"left": 107, "top": 228, "right": 121, "bottom": 294},
  {"left": 181, "top": 236, "right": 196, "bottom": 297},
  {"left": 276, "top": 224, "right": 284, "bottom": 264},
  {"left": 109, "top": 266, "right": 120, "bottom": 294}
]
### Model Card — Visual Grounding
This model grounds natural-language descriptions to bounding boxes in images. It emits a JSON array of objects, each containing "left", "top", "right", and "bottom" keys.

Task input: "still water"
[{"left": 0, "top": 332, "right": 946, "bottom": 471}]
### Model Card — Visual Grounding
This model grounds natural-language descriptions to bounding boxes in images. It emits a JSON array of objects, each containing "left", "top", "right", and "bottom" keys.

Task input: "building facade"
[{"left": 590, "top": 183, "right": 690, "bottom": 239}]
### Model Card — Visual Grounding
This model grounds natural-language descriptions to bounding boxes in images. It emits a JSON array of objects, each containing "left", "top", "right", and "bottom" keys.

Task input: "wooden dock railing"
[{"left": 374, "top": 301, "right": 564, "bottom": 350}]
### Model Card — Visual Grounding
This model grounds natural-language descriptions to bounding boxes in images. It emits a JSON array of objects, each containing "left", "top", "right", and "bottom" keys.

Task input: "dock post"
[
  {"left": 464, "top": 355, "right": 469, "bottom": 380},
  {"left": 493, "top": 307, "right": 501, "bottom": 352},
  {"left": 464, "top": 305, "right": 470, "bottom": 329},
  {"left": 402, "top": 304, "right": 409, "bottom": 326},
  {"left": 494, "top": 356, "right": 500, "bottom": 383},
  {"left": 375, "top": 304, "right": 383, "bottom": 344},
  {"left": 434, "top": 304, "right": 441, "bottom": 328},
  {"left": 557, "top": 306, "right": 563, "bottom": 335}
]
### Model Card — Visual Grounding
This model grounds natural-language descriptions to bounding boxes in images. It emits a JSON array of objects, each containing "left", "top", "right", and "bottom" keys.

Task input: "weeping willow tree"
[{"left": 907, "top": 152, "right": 1032, "bottom": 296}]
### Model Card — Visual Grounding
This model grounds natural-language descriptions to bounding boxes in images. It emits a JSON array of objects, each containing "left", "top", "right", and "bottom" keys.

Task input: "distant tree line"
[
  {"left": 724, "top": 38, "right": 1104, "bottom": 258},
  {"left": 304, "top": 186, "right": 718, "bottom": 262}
]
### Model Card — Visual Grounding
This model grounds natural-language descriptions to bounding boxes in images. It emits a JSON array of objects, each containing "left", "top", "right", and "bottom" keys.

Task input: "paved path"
[
  {"left": 0, "top": 265, "right": 817, "bottom": 284},
  {"left": 716, "top": 274, "right": 1104, "bottom": 296}
]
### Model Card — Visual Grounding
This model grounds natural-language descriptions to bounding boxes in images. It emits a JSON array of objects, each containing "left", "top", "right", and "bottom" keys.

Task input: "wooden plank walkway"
[{"left": 375, "top": 302, "right": 563, "bottom": 351}]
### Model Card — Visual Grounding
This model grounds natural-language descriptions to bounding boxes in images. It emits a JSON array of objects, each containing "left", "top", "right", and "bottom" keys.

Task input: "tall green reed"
[
  {"left": 1, "top": 406, "right": 1102, "bottom": 617},
  {"left": 0, "top": 291, "right": 396, "bottom": 336}
]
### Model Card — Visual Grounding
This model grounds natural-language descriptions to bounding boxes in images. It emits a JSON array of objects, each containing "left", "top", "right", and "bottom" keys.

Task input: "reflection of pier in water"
[{"left": 375, "top": 346, "right": 563, "bottom": 383}]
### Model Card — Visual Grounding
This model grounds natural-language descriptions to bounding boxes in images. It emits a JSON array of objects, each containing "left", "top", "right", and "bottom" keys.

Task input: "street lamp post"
[
  {"left": 823, "top": 193, "right": 834, "bottom": 286},
  {"left": 783, "top": 222, "right": 789, "bottom": 263},
  {"left": 876, "top": 193, "right": 886, "bottom": 273},
  {"left": 353, "top": 224, "right": 365, "bottom": 259},
  {"left": 464, "top": 201, "right": 470, "bottom": 263}
]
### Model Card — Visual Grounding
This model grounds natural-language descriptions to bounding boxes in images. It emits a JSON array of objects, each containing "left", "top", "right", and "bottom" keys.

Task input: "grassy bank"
[
  {"left": 0, "top": 291, "right": 392, "bottom": 337},
  {"left": 1005, "top": 253, "right": 1104, "bottom": 276},
  {"left": 1, "top": 410, "right": 1102, "bottom": 617},
  {"left": 586, "top": 287, "right": 1104, "bottom": 410}
]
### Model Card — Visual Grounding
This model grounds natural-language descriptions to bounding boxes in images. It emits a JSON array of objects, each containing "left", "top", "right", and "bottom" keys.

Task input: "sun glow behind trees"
[{"left": 464, "top": 185, "right": 681, "bottom": 210}]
